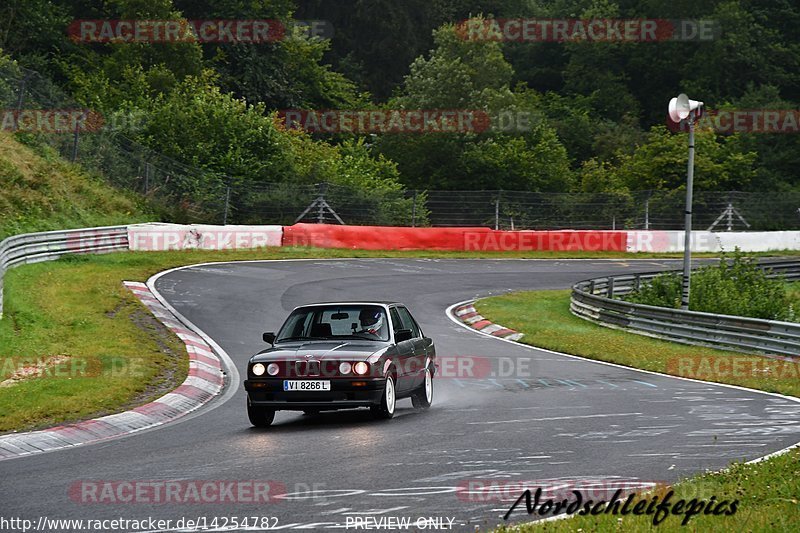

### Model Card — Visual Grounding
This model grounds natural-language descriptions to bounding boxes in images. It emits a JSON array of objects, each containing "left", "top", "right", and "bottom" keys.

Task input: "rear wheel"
[
  {"left": 371, "top": 374, "right": 396, "bottom": 419},
  {"left": 411, "top": 364, "right": 433, "bottom": 410},
  {"left": 247, "top": 400, "right": 275, "bottom": 427}
]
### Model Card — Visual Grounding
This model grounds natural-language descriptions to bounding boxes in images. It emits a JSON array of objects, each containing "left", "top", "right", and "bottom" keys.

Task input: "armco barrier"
[
  {"left": 283, "top": 223, "right": 628, "bottom": 251},
  {"left": 570, "top": 261, "right": 800, "bottom": 356},
  {"left": 0, "top": 226, "right": 129, "bottom": 318}
]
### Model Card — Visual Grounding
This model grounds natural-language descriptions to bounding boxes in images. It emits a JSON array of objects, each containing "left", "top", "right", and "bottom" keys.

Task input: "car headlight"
[
  {"left": 353, "top": 362, "right": 369, "bottom": 375},
  {"left": 339, "top": 362, "right": 352, "bottom": 374},
  {"left": 267, "top": 363, "right": 280, "bottom": 376},
  {"left": 252, "top": 363, "right": 266, "bottom": 376}
]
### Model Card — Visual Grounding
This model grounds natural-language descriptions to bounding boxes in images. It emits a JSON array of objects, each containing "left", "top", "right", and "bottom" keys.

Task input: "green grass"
[
  {"left": 477, "top": 290, "right": 800, "bottom": 532},
  {"left": 0, "top": 131, "right": 149, "bottom": 240}
]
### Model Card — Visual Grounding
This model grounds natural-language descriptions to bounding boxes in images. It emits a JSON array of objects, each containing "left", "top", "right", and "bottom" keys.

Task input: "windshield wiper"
[{"left": 342, "top": 334, "right": 385, "bottom": 340}]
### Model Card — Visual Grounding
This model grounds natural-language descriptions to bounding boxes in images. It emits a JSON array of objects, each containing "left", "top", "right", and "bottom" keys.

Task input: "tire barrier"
[
  {"left": 127, "top": 223, "right": 282, "bottom": 251},
  {"left": 282, "top": 223, "right": 629, "bottom": 252},
  {"left": 626, "top": 230, "right": 800, "bottom": 253}
]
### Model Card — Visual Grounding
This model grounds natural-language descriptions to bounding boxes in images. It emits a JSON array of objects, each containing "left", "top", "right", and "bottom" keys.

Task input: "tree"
[
  {"left": 614, "top": 125, "right": 757, "bottom": 192},
  {"left": 377, "top": 21, "right": 573, "bottom": 191}
]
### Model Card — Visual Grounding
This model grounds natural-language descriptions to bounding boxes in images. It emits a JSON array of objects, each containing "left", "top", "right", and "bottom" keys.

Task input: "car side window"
[
  {"left": 389, "top": 308, "right": 404, "bottom": 335},
  {"left": 396, "top": 307, "right": 421, "bottom": 338}
]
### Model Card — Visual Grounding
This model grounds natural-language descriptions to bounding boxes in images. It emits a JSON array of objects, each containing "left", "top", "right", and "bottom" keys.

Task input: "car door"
[
  {"left": 395, "top": 306, "right": 428, "bottom": 389},
  {"left": 389, "top": 307, "right": 415, "bottom": 392}
]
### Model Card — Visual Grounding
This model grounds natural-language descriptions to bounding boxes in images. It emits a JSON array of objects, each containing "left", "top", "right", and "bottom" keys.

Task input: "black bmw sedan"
[{"left": 244, "top": 302, "right": 436, "bottom": 427}]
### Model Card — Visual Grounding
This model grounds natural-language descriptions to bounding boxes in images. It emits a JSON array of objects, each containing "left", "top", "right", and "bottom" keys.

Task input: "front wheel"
[
  {"left": 371, "top": 375, "right": 396, "bottom": 420},
  {"left": 411, "top": 364, "right": 433, "bottom": 409},
  {"left": 248, "top": 400, "right": 275, "bottom": 427}
]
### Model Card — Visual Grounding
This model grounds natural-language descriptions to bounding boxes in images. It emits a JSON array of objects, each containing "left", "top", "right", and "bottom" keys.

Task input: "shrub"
[{"left": 625, "top": 249, "right": 795, "bottom": 321}]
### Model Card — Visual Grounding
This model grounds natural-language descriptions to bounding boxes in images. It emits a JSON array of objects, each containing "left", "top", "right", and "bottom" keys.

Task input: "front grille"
[{"left": 295, "top": 360, "right": 321, "bottom": 376}]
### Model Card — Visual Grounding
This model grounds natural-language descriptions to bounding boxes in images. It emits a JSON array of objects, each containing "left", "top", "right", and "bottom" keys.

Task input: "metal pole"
[
  {"left": 681, "top": 117, "right": 696, "bottom": 310},
  {"left": 411, "top": 190, "right": 417, "bottom": 228},
  {"left": 644, "top": 197, "right": 650, "bottom": 230},
  {"left": 70, "top": 122, "right": 80, "bottom": 162},
  {"left": 223, "top": 181, "right": 231, "bottom": 225},
  {"left": 317, "top": 183, "right": 326, "bottom": 224},
  {"left": 727, "top": 202, "right": 733, "bottom": 231},
  {"left": 494, "top": 197, "right": 500, "bottom": 230},
  {"left": 15, "top": 73, "right": 29, "bottom": 112}
]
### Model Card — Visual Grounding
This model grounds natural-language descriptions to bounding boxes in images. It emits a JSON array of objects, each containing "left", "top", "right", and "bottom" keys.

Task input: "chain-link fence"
[
  {"left": 3, "top": 61, "right": 800, "bottom": 230},
  {"left": 225, "top": 186, "right": 800, "bottom": 230},
  {"left": 423, "top": 189, "right": 800, "bottom": 230}
]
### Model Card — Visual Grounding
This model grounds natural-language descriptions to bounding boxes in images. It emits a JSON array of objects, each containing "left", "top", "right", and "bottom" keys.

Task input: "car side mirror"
[
  {"left": 395, "top": 329, "right": 413, "bottom": 343},
  {"left": 263, "top": 332, "right": 276, "bottom": 345}
]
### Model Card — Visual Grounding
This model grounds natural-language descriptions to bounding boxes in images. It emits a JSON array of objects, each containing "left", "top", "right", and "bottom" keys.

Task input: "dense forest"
[{"left": 1, "top": 0, "right": 798, "bottom": 225}]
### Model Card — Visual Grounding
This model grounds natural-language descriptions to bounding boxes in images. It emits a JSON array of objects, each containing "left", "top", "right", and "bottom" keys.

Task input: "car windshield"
[{"left": 276, "top": 305, "right": 390, "bottom": 342}]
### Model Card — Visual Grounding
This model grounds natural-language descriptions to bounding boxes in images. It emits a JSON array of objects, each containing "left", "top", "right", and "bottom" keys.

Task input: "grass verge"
[{"left": 477, "top": 290, "right": 800, "bottom": 532}]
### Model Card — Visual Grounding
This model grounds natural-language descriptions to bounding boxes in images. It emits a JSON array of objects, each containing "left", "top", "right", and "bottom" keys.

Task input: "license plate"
[{"left": 283, "top": 380, "right": 331, "bottom": 391}]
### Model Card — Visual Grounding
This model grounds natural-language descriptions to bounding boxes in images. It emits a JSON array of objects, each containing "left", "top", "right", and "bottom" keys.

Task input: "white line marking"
[{"left": 467, "top": 413, "right": 642, "bottom": 425}]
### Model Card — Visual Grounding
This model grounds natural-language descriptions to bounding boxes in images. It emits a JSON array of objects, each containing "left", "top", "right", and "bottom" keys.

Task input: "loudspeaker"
[{"left": 669, "top": 93, "right": 704, "bottom": 122}]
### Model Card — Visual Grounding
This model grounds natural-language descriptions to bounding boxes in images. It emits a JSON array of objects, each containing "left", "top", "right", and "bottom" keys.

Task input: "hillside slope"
[{"left": 0, "top": 132, "right": 148, "bottom": 240}]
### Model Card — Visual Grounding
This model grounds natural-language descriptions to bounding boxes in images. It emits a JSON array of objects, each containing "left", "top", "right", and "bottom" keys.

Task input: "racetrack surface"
[{"left": 4, "top": 259, "right": 800, "bottom": 531}]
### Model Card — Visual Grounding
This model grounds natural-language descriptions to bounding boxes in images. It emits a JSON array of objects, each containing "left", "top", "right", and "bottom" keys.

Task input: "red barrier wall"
[{"left": 283, "top": 224, "right": 628, "bottom": 252}]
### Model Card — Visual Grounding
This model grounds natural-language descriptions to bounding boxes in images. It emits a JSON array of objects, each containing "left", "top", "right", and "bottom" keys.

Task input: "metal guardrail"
[
  {"left": 0, "top": 226, "right": 129, "bottom": 318},
  {"left": 570, "top": 261, "right": 800, "bottom": 356}
]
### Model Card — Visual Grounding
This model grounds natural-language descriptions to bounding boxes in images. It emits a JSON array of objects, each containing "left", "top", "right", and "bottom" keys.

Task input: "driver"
[{"left": 357, "top": 308, "right": 385, "bottom": 336}]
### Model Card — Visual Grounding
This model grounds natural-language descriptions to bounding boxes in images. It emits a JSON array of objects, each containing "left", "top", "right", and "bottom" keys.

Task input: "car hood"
[{"left": 251, "top": 341, "right": 386, "bottom": 363}]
